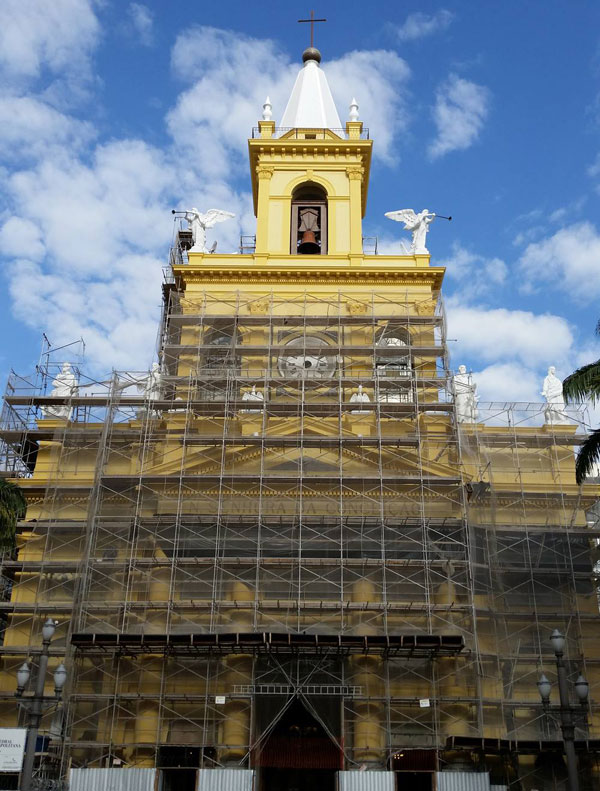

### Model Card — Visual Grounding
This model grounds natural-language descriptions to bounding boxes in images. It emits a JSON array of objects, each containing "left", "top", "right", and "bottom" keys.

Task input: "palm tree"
[
  {"left": 563, "top": 327, "right": 600, "bottom": 484},
  {"left": 0, "top": 479, "right": 26, "bottom": 550}
]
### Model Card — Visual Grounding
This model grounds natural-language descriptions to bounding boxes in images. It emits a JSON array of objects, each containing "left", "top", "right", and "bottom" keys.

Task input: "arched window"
[
  {"left": 375, "top": 325, "right": 411, "bottom": 378},
  {"left": 291, "top": 182, "right": 328, "bottom": 255}
]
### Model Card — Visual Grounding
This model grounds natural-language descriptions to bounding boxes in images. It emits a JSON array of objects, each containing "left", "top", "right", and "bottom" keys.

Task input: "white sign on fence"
[{"left": 0, "top": 728, "right": 26, "bottom": 772}]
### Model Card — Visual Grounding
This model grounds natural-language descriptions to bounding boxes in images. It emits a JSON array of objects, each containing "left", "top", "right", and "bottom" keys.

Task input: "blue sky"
[{"left": 1, "top": 0, "right": 600, "bottom": 406}]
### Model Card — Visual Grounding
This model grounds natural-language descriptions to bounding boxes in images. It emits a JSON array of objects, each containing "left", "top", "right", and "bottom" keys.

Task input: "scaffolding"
[{"left": 0, "top": 287, "right": 599, "bottom": 789}]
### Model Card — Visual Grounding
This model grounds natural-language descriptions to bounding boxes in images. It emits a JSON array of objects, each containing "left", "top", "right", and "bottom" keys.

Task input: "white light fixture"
[
  {"left": 550, "top": 629, "right": 565, "bottom": 656},
  {"left": 16, "top": 662, "right": 30, "bottom": 694},
  {"left": 537, "top": 673, "right": 552, "bottom": 702},
  {"left": 574, "top": 674, "right": 589, "bottom": 703},
  {"left": 42, "top": 618, "right": 57, "bottom": 642},
  {"left": 53, "top": 663, "right": 67, "bottom": 696}
]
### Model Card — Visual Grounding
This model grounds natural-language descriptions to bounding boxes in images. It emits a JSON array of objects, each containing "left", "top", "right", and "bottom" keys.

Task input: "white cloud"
[
  {"left": 0, "top": 96, "right": 95, "bottom": 161},
  {"left": 518, "top": 222, "right": 600, "bottom": 302},
  {"left": 473, "top": 362, "right": 541, "bottom": 403},
  {"left": 588, "top": 153, "right": 600, "bottom": 178},
  {"left": 446, "top": 301, "right": 574, "bottom": 368},
  {"left": 129, "top": 3, "right": 154, "bottom": 47},
  {"left": 428, "top": 73, "right": 490, "bottom": 159},
  {"left": 326, "top": 51, "right": 411, "bottom": 164},
  {"left": 395, "top": 9, "right": 454, "bottom": 42},
  {"left": 1, "top": 141, "right": 175, "bottom": 369},
  {"left": 440, "top": 241, "right": 507, "bottom": 298},
  {"left": 8, "top": 256, "right": 163, "bottom": 371},
  {"left": 0, "top": 0, "right": 100, "bottom": 83},
  {"left": 0, "top": 218, "right": 45, "bottom": 261}
]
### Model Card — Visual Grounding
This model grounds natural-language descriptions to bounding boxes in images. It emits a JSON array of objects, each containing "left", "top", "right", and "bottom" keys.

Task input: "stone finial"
[
  {"left": 262, "top": 96, "right": 273, "bottom": 121},
  {"left": 349, "top": 97, "right": 359, "bottom": 122}
]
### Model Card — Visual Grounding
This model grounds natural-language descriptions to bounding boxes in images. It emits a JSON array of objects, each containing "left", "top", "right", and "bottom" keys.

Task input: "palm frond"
[
  {"left": 576, "top": 428, "right": 600, "bottom": 484},
  {"left": 562, "top": 360, "right": 600, "bottom": 404},
  {"left": 0, "top": 480, "right": 26, "bottom": 551}
]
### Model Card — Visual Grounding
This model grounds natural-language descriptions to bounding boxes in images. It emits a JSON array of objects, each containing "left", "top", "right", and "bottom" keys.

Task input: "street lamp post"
[
  {"left": 15, "top": 618, "right": 67, "bottom": 791},
  {"left": 537, "top": 629, "right": 589, "bottom": 791}
]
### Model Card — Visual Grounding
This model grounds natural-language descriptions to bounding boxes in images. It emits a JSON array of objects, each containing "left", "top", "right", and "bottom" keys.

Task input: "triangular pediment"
[{"left": 140, "top": 415, "right": 464, "bottom": 482}]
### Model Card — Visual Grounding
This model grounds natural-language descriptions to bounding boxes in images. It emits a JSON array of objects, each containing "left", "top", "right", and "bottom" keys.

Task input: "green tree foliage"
[
  {"left": 563, "top": 326, "right": 600, "bottom": 484},
  {"left": 0, "top": 479, "right": 26, "bottom": 550}
]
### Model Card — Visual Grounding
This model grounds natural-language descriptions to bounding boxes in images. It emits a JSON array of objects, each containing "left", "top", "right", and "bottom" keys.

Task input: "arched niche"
[{"left": 291, "top": 181, "right": 328, "bottom": 255}]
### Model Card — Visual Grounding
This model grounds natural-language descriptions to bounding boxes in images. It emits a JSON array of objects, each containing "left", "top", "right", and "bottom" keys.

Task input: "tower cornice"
[
  {"left": 173, "top": 257, "right": 444, "bottom": 290},
  {"left": 248, "top": 132, "right": 373, "bottom": 217}
]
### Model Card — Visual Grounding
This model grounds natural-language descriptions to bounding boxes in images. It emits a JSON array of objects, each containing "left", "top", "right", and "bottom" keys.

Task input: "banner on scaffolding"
[{"left": 0, "top": 728, "right": 26, "bottom": 772}]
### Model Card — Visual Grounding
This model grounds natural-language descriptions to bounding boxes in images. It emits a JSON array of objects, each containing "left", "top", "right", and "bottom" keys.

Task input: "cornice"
[{"left": 174, "top": 266, "right": 445, "bottom": 288}]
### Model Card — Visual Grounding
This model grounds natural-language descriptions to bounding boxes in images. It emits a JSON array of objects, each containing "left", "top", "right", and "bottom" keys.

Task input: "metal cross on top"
[{"left": 298, "top": 10, "right": 327, "bottom": 49}]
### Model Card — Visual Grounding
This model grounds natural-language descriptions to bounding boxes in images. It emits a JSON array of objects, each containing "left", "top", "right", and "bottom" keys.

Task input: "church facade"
[{"left": 1, "top": 45, "right": 599, "bottom": 791}]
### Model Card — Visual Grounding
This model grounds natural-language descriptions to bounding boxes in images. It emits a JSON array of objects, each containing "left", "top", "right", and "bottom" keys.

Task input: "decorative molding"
[
  {"left": 247, "top": 297, "right": 270, "bottom": 315},
  {"left": 256, "top": 166, "right": 274, "bottom": 180},
  {"left": 415, "top": 299, "right": 438, "bottom": 316},
  {"left": 177, "top": 268, "right": 444, "bottom": 288},
  {"left": 346, "top": 167, "right": 363, "bottom": 181},
  {"left": 346, "top": 301, "right": 369, "bottom": 315}
]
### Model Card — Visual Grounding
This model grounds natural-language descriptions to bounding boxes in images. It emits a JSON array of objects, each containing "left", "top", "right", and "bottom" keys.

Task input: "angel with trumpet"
[
  {"left": 173, "top": 208, "right": 235, "bottom": 253},
  {"left": 385, "top": 208, "right": 450, "bottom": 254}
]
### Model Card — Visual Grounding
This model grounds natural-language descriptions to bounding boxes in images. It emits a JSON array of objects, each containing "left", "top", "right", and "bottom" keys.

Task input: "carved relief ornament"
[
  {"left": 346, "top": 167, "right": 363, "bottom": 181},
  {"left": 256, "top": 166, "right": 275, "bottom": 180}
]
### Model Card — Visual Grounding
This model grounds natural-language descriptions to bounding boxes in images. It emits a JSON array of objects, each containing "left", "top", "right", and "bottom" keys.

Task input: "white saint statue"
[
  {"left": 453, "top": 365, "right": 479, "bottom": 424},
  {"left": 183, "top": 208, "right": 235, "bottom": 253},
  {"left": 42, "top": 362, "right": 78, "bottom": 420},
  {"left": 541, "top": 366, "right": 568, "bottom": 424},
  {"left": 384, "top": 208, "right": 436, "bottom": 254},
  {"left": 350, "top": 384, "right": 371, "bottom": 414},
  {"left": 241, "top": 384, "right": 264, "bottom": 413},
  {"left": 137, "top": 362, "right": 162, "bottom": 418}
]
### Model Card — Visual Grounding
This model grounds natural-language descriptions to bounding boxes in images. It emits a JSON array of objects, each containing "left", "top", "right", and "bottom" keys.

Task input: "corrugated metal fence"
[
  {"left": 436, "top": 772, "right": 491, "bottom": 791},
  {"left": 196, "top": 768, "right": 255, "bottom": 791},
  {"left": 68, "top": 766, "right": 498, "bottom": 791},
  {"left": 69, "top": 768, "right": 157, "bottom": 791},
  {"left": 338, "top": 771, "right": 396, "bottom": 791}
]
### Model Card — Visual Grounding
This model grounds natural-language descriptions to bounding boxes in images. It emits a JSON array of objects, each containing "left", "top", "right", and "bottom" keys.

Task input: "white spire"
[
  {"left": 280, "top": 49, "right": 342, "bottom": 130},
  {"left": 262, "top": 96, "right": 272, "bottom": 121},
  {"left": 349, "top": 97, "right": 359, "bottom": 122}
]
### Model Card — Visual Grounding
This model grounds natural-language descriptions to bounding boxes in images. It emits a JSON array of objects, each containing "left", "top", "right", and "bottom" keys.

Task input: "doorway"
[
  {"left": 160, "top": 768, "right": 197, "bottom": 791},
  {"left": 256, "top": 698, "right": 339, "bottom": 791}
]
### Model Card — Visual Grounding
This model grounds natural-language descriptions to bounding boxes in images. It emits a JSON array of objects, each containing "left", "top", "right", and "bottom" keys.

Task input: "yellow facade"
[{"left": 0, "top": 92, "right": 599, "bottom": 791}]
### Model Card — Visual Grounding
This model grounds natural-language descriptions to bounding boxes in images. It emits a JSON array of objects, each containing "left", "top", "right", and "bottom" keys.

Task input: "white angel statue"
[
  {"left": 184, "top": 208, "right": 235, "bottom": 253},
  {"left": 384, "top": 208, "right": 436, "bottom": 254}
]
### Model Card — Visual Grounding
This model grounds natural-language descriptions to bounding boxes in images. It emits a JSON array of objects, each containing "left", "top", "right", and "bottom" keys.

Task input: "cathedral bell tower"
[{"left": 249, "top": 46, "right": 372, "bottom": 259}]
